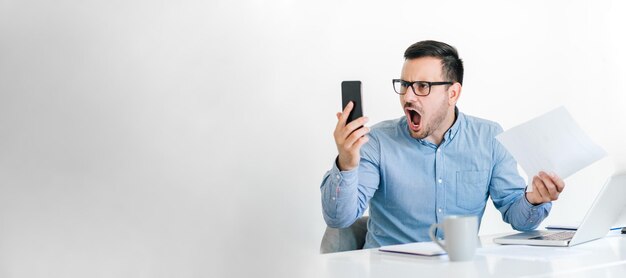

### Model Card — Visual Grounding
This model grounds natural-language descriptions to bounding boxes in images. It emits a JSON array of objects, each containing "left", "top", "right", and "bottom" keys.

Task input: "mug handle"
[{"left": 429, "top": 223, "right": 446, "bottom": 252}]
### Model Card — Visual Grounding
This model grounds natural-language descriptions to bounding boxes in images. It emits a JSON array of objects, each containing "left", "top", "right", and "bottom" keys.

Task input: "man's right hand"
[{"left": 334, "top": 101, "right": 370, "bottom": 171}]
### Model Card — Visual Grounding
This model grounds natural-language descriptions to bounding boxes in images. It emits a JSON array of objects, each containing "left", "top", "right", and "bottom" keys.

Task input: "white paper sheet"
[{"left": 496, "top": 106, "right": 607, "bottom": 192}]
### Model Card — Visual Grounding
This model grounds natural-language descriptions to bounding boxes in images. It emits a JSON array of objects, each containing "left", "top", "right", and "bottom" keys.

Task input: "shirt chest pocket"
[{"left": 455, "top": 170, "right": 489, "bottom": 211}]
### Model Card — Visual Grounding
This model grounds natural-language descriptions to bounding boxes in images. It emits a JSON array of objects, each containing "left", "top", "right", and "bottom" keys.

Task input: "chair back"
[{"left": 320, "top": 216, "right": 369, "bottom": 254}]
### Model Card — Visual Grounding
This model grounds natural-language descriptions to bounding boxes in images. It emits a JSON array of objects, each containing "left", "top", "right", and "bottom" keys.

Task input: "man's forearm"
[
  {"left": 504, "top": 193, "right": 552, "bottom": 231},
  {"left": 320, "top": 163, "right": 361, "bottom": 228}
]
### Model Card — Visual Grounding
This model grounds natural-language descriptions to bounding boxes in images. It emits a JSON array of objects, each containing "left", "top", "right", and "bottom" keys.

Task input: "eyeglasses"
[{"left": 392, "top": 79, "right": 453, "bottom": 96}]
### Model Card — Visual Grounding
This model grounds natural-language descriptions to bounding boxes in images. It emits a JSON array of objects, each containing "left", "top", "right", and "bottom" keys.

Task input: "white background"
[{"left": 1, "top": 0, "right": 625, "bottom": 277}]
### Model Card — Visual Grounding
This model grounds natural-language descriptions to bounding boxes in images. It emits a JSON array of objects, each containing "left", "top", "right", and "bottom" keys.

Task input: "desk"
[{"left": 319, "top": 231, "right": 626, "bottom": 277}]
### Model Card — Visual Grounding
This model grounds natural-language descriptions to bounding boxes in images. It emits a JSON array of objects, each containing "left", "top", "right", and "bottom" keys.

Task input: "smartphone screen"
[{"left": 341, "top": 81, "right": 363, "bottom": 124}]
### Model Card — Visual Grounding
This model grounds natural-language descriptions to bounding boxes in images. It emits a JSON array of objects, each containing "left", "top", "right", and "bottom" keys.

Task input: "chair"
[{"left": 320, "top": 216, "right": 369, "bottom": 254}]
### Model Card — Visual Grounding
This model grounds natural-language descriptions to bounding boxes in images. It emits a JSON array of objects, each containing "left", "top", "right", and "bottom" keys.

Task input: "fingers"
[
  {"left": 337, "top": 101, "right": 354, "bottom": 126},
  {"left": 530, "top": 171, "right": 565, "bottom": 204},
  {"left": 335, "top": 102, "right": 368, "bottom": 136},
  {"left": 352, "top": 134, "right": 370, "bottom": 149},
  {"left": 335, "top": 127, "right": 369, "bottom": 172},
  {"left": 549, "top": 172, "right": 565, "bottom": 193},
  {"left": 332, "top": 102, "right": 370, "bottom": 171},
  {"left": 343, "top": 126, "right": 370, "bottom": 149},
  {"left": 540, "top": 171, "right": 566, "bottom": 196},
  {"left": 341, "top": 117, "right": 370, "bottom": 138},
  {"left": 334, "top": 102, "right": 369, "bottom": 140},
  {"left": 532, "top": 176, "right": 552, "bottom": 203},
  {"left": 334, "top": 116, "right": 369, "bottom": 143},
  {"left": 537, "top": 173, "right": 556, "bottom": 199},
  {"left": 341, "top": 134, "right": 370, "bottom": 154}
]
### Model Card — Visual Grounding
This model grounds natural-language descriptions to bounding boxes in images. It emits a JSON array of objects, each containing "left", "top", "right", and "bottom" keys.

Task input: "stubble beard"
[{"left": 408, "top": 99, "right": 450, "bottom": 140}]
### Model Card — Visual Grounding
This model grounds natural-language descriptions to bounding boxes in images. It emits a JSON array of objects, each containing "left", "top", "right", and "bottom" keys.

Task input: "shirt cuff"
[
  {"left": 332, "top": 157, "right": 358, "bottom": 186},
  {"left": 520, "top": 193, "right": 551, "bottom": 224},
  {"left": 521, "top": 192, "right": 550, "bottom": 209}
]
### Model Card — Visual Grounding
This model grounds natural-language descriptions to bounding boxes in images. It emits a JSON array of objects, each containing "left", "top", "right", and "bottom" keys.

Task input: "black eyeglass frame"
[{"left": 392, "top": 79, "right": 454, "bottom": 96}]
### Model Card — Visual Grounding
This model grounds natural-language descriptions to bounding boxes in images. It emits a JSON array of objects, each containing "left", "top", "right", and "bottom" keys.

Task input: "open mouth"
[{"left": 405, "top": 107, "right": 422, "bottom": 132}]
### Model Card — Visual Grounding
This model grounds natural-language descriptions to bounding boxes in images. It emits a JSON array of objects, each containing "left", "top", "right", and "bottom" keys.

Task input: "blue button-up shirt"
[{"left": 321, "top": 110, "right": 551, "bottom": 248}]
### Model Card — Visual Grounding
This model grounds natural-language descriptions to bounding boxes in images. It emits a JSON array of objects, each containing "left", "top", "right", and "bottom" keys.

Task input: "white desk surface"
[{"left": 319, "top": 231, "right": 626, "bottom": 278}]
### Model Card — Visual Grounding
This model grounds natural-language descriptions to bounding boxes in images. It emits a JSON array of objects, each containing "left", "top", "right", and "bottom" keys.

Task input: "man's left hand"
[{"left": 526, "top": 171, "right": 565, "bottom": 205}]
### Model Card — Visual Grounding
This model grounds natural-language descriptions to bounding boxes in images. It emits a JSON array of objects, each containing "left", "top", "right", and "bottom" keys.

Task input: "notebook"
[
  {"left": 493, "top": 173, "right": 626, "bottom": 247},
  {"left": 379, "top": 241, "right": 446, "bottom": 256}
]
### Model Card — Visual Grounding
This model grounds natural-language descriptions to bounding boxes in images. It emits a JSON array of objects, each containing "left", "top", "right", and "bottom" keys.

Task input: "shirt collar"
[{"left": 443, "top": 106, "right": 463, "bottom": 145}]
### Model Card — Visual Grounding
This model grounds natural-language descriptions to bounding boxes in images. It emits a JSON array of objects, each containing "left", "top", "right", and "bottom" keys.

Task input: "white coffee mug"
[{"left": 428, "top": 215, "right": 478, "bottom": 262}]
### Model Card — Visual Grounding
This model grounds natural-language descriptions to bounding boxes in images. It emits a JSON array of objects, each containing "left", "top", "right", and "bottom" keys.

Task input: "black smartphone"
[{"left": 341, "top": 80, "right": 363, "bottom": 124}]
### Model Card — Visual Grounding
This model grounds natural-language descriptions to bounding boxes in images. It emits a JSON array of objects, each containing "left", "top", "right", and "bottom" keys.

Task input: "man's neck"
[{"left": 425, "top": 108, "right": 457, "bottom": 146}]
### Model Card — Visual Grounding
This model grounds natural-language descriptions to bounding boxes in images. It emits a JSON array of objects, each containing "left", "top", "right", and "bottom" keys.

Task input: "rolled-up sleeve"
[
  {"left": 489, "top": 125, "right": 551, "bottom": 231},
  {"left": 320, "top": 163, "right": 359, "bottom": 228},
  {"left": 320, "top": 132, "right": 381, "bottom": 228}
]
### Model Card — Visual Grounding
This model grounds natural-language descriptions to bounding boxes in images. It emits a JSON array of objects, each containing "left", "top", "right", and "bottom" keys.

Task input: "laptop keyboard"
[{"left": 530, "top": 231, "right": 576, "bottom": 241}]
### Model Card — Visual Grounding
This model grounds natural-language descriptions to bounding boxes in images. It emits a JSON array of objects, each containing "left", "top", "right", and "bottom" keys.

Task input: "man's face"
[{"left": 400, "top": 57, "right": 456, "bottom": 141}]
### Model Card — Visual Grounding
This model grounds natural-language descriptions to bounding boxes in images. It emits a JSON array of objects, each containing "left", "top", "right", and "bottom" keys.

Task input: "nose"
[{"left": 402, "top": 88, "right": 418, "bottom": 103}]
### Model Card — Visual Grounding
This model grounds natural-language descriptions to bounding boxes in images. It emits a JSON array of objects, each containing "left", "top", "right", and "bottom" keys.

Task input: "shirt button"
[
  {"left": 332, "top": 197, "right": 336, "bottom": 201},
  {"left": 336, "top": 175, "right": 340, "bottom": 180},
  {"left": 437, "top": 148, "right": 441, "bottom": 152},
  {"left": 438, "top": 179, "right": 442, "bottom": 184},
  {"left": 438, "top": 208, "right": 442, "bottom": 213}
]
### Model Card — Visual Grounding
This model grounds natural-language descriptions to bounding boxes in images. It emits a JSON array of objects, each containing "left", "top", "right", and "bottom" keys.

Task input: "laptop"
[{"left": 494, "top": 172, "right": 626, "bottom": 247}]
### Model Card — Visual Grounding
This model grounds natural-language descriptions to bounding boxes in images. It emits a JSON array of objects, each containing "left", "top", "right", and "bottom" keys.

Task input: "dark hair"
[{"left": 404, "top": 40, "right": 464, "bottom": 85}]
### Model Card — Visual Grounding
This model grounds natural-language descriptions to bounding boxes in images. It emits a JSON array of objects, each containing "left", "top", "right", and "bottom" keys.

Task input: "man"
[{"left": 320, "top": 40, "right": 565, "bottom": 249}]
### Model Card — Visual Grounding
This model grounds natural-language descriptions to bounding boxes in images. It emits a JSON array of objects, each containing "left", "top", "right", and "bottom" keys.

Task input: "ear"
[{"left": 447, "top": 82, "right": 462, "bottom": 106}]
